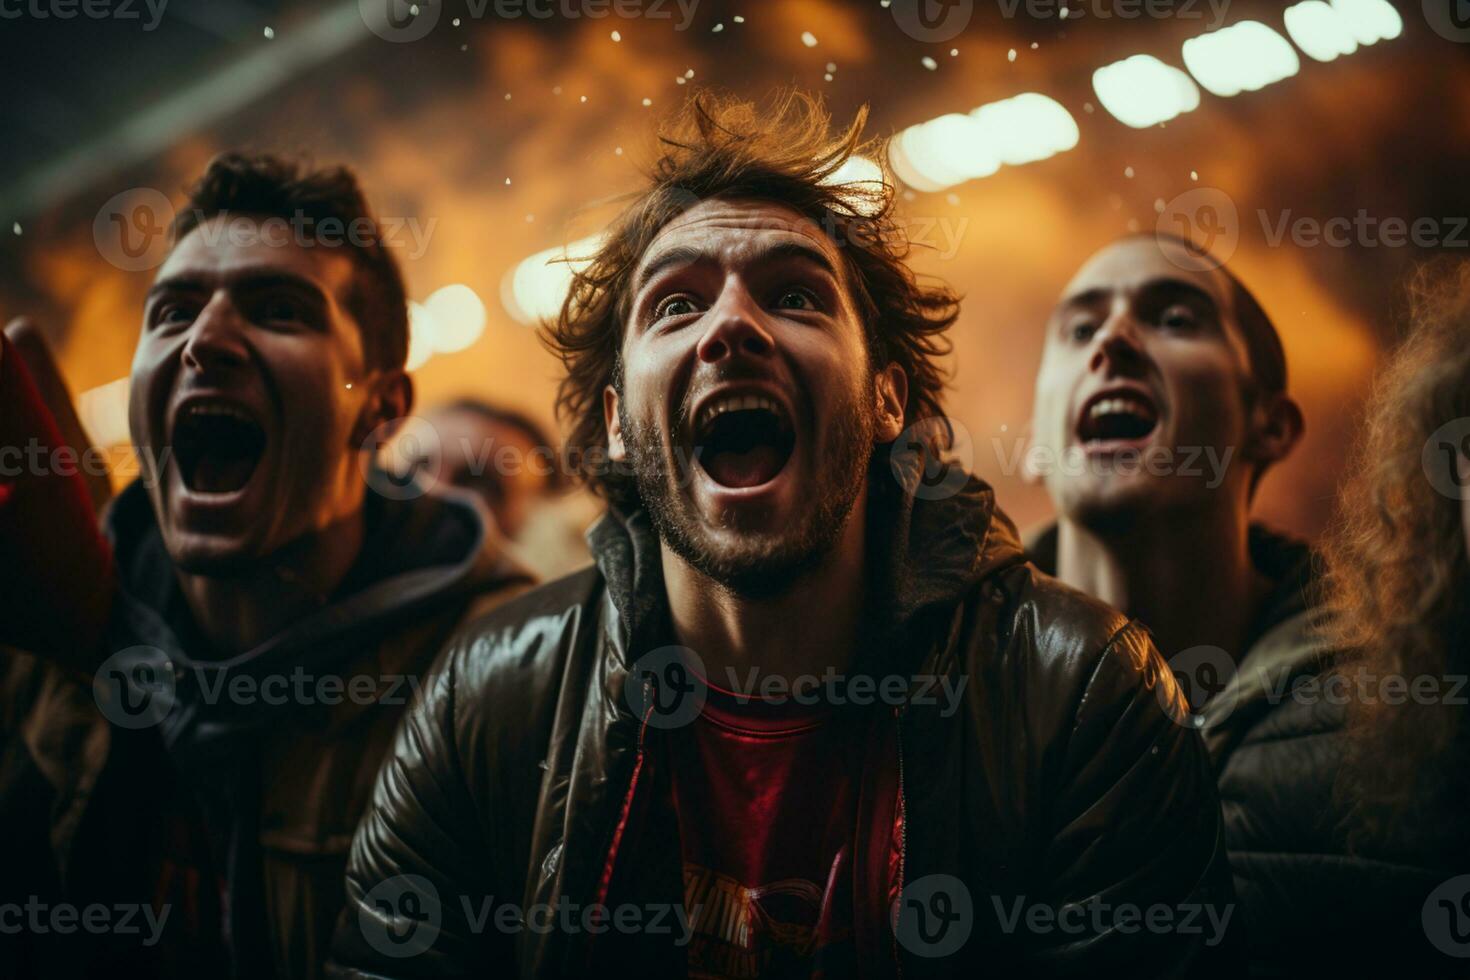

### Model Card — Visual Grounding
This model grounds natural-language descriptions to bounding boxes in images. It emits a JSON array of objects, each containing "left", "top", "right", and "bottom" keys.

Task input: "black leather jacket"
[{"left": 332, "top": 474, "right": 1238, "bottom": 978}]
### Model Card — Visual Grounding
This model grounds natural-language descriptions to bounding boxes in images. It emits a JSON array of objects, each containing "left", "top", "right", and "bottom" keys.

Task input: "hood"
[
  {"left": 585, "top": 451, "right": 1029, "bottom": 665},
  {"left": 103, "top": 474, "right": 532, "bottom": 766}
]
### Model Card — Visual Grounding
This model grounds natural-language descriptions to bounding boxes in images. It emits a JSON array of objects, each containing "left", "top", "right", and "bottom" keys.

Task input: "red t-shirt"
[{"left": 666, "top": 673, "right": 890, "bottom": 979}]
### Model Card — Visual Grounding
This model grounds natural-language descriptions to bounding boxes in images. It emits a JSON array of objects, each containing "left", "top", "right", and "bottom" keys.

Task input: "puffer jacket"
[
  {"left": 332, "top": 471, "right": 1240, "bottom": 978},
  {"left": 1028, "top": 523, "right": 1461, "bottom": 973},
  {"left": 0, "top": 477, "right": 534, "bottom": 979}
]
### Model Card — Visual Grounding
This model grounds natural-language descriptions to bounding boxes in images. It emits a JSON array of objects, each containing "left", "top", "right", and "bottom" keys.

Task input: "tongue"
[
  {"left": 704, "top": 444, "right": 784, "bottom": 489},
  {"left": 192, "top": 450, "right": 257, "bottom": 494}
]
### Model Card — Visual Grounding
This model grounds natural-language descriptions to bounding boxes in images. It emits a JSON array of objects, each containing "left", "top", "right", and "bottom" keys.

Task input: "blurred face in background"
[
  {"left": 605, "top": 197, "right": 904, "bottom": 595},
  {"left": 1027, "top": 237, "right": 1264, "bottom": 526},
  {"left": 130, "top": 215, "right": 389, "bottom": 574},
  {"left": 423, "top": 405, "right": 553, "bottom": 539}
]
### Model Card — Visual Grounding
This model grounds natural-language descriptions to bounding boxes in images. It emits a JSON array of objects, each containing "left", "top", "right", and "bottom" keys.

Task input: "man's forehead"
[
  {"left": 1059, "top": 238, "right": 1231, "bottom": 307},
  {"left": 154, "top": 215, "right": 353, "bottom": 291},
  {"left": 639, "top": 198, "right": 841, "bottom": 272}
]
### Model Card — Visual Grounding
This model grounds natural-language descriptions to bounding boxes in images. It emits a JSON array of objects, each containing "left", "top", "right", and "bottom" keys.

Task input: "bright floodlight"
[
  {"left": 424, "top": 284, "right": 487, "bottom": 354},
  {"left": 1285, "top": 1, "right": 1360, "bottom": 61},
  {"left": 970, "top": 93, "right": 1079, "bottom": 165},
  {"left": 1182, "top": 21, "right": 1300, "bottom": 98},
  {"left": 501, "top": 236, "right": 603, "bottom": 327},
  {"left": 1330, "top": 0, "right": 1403, "bottom": 45},
  {"left": 1092, "top": 55, "right": 1202, "bottom": 128}
]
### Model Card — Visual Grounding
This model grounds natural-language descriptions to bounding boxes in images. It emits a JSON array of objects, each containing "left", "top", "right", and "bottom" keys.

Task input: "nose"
[
  {"left": 180, "top": 293, "right": 251, "bottom": 375},
  {"left": 695, "top": 281, "right": 776, "bottom": 365},
  {"left": 1088, "top": 312, "right": 1146, "bottom": 377}
]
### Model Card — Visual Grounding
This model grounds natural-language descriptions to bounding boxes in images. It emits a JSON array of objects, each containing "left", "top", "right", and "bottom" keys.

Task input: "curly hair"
[
  {"left": 1319, "top": 258, "right": 1470, "bottom": 847},
  {"left": 540, "top": 89, "right": 960, "bottom": 509},
  {"left": 173, "top": 152, "right": 409, "bottom": 373}
]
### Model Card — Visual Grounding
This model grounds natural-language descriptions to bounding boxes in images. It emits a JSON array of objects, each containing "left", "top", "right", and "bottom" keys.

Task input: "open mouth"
[
  {"left": 1076, "top": 391, "right": 1160, "bottom": 445},
  {"left": 172, "top": 401, "right": 267, "bottom": 495},
  {"left": 693, "top": 393, "right": 796, "bottom": 490}
]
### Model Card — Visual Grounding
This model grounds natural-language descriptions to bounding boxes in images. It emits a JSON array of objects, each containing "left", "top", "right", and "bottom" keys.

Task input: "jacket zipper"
[{"left": 893, "top": 703, "right": 907, "bottom": 979}]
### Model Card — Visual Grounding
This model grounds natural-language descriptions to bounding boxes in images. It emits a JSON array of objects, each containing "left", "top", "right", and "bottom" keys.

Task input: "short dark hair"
[
  {"left": 172, "top": 152, "right": 410, "bottom": 373},
  {"left": 441, "top": 398, "right": 568, "bottom": 492},
  {"left": 542, "top": 89, "right": 960, "bottom": 509}
]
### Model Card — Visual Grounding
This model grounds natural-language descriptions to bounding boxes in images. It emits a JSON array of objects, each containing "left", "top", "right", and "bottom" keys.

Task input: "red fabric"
[
  {"left": 0, "top": 332, "right": 114, "bottom": 668},
  {"left": 666, "top": 671, "right": 874, "bottom": 980}
]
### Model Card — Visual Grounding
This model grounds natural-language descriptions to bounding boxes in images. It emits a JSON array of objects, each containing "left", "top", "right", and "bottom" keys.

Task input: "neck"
[
  {"left": 177, "top": 510, "right": 366, "bottom": 657},
  {"left": 662, "top": 490, "right": 870, "bottom": 691},
  {"left": 1055, "top": 502, "right": 1268, "bottom": 661}
]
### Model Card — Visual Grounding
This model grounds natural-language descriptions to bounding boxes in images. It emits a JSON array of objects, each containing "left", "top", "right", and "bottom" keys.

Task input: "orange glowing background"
[{"left": 2, "top": 0, "right": 1468, "bottom": 541}]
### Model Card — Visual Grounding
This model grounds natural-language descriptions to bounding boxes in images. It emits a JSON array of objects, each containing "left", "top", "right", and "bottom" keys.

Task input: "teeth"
[
  {"left": 183, "top": 402, "right": 254, "bottom": 424},
  {"left": 698, "top": 394, "right": 784, "bottom": 430},
  {"left": 1088, "top": 396, "right": 1154, "bottom": 420}
]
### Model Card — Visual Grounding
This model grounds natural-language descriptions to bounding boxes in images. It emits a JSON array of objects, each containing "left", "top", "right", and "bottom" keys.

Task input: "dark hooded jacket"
[
  {"left": 331, "top": 472, "right": 1239, "bottom": 978},
  {"left": 0, "top": 477, "right": 533, "bottom": 979},
  {"left": 1027, "top": 523, "right": 1456, "bottom": 974}
]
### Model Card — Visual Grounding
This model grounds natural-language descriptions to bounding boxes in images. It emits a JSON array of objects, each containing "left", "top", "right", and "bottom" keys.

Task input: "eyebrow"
[
  {"left": 146, "top": 271, "right": 332, "bottom": 307},
  {"left": 1056, "top": 277, "right": 1218, "bottom": 312},
  {"left": 632, "top": 239, "right": 842, "bottom": 299}
]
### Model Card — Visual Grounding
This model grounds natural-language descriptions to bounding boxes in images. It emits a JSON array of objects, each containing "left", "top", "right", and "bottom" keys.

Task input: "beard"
[{"left": 622, "top": 382, "right": 875, "bottom": 599}]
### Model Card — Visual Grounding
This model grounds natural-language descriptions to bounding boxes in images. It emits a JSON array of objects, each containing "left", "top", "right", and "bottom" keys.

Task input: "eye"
[
  {"left": 1068, "top": 319, "right": 1098, "bottom": 343},
  {"left": 774, "top": 287, "right": 820, "bottom": 312},
  {"left": 259, "top": 296, "right": 308, "bottom": 327},
  {"left": 1159, "top": 303, "right": 1198, "bottom": 331},
  {"left": 152, "top": 301, "right": 196, "bottom": 329},
  {"left": 653, "top": 294, "right": 701, "bottom": 320}
]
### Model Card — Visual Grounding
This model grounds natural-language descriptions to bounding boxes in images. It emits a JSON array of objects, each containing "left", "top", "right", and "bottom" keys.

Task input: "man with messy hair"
[{"left": 332, "top": 92, "right": 1237, "bottom": 978}]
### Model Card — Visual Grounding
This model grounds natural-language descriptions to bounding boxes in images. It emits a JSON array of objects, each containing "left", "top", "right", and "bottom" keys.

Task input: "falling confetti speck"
[
  {"left": 525, "top": 214, "right": 535, "bottom": 223},
  {"left": 505, "top": 178, "right": 511, "bottom": 185},
  {"left": 1030, "top": 41, "right": 1038, "bottom": 49},
  {"left": 825, "top": 61, "right": 836, "bottom": 72},
  {"left": 11, "top": 223, "right": 19, "bottom": 235},
  {"left": 733, "top": 15, "right": 744, "bottom": 23},
  {"left": 611, "top": 29, "right": 621, "bottom": 41},
  {"left": 1007, "top": 48, "right": 1017, "bottom": 62},
  {"left": 504, "top": 92, "right": 512, "bottom": 100},
  {"left": 553, "top": 85, "right": 562, "bottom": 95},
  {"left": 1154, "top": 198, "right": 1166, "bottom": 213},
  {"left": 712, "top": 22, "right": 724, "bottom": 32},
  {"left": 453, "top": 17, "right": 461, "bottom": 26},
  {"left": 801, "top": 31, "right": 818, "bottom": 47},
  {"left": 685, "top": 68, "right": 694, "bottom": 78},
  {"left": 1060, "top": 6, "right": 1070, "bottom": 17},
  {"left": 642, "top": 97, "right": 653, "bottom": 106},
  {"left": 676, "top": 77, "right": 686, "bottom": 85},
  {"left": 580, "top": 95, "right": 588, "bottom": 102},
  {"left": 1083, "top": 102, "right": 1094, "bottom": 113},
  {"left": 1124, "top": 166, "right": 1135, "bottom": 178},
  {"left": 1190, "top": 170, "right": 1199, "bottom": 181},
  {"left": 345, "top": 383, "right": 353, "bottom": 390},
  {"left": 263, "top": 26, "right": 274, "bottom": 39},
  {"left": 409, "top": 4, "right": 418, "bottom": 13},
  {"left": 615, "top": 146, "right": 624, "bottom": 156},
  {"left": 946, "top": 193, "right": 960, "bottom": 206},
  {"left": 824, "top": 74, "right": 833, "bottom": 82},
  {"left": 921, "top": 56, "right": 937, "bottom": 70},
  {"left": 950, "top": 48, "right": 958, "bottom": 56},
  {"left": 460, "top": 44, "right": 467, "bottom": 51}
]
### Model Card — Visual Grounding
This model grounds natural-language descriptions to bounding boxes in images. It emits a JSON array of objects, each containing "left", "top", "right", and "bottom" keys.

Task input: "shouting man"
[
  {"left": 333, "top": 94, "right": 1236, "bottom": 978},
  {"left": 0, "top": 154, "right": 531, "bottom": 978}
]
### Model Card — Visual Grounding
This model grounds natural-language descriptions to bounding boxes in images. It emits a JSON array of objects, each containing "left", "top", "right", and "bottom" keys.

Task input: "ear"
[
  {"left": 1017, "top": 419, "right": 1042, "bottom": 485},
  {"left": 874, "top": 363, "right": 908, "bottom": 443},
  {"left": 351, "top": 369, "right": 414, "bottom": 447},
  {"left": 603, "top": 384, "right": 626, "bottom": 462},
  {"left": 1246, "top": 391, "right": 1304, "bottom": 468}
]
